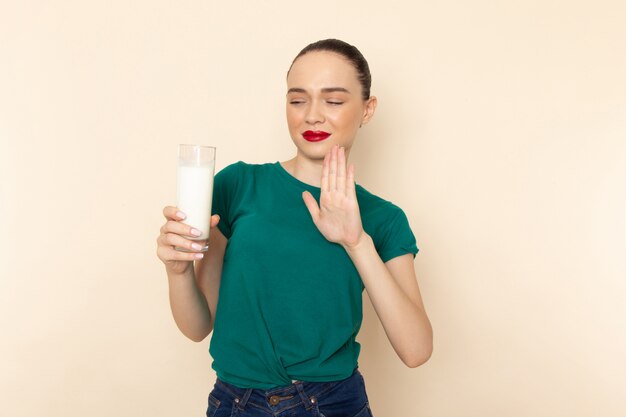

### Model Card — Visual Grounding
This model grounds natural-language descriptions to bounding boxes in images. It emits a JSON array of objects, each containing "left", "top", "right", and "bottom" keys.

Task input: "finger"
[
  {"left": 347, "top": 163, "right": 357, "bottom": 198},
  {"left": 302, "top": 191, "right": 320, "bottom": 223},
  {"left": 158, "top": 246, "right": 204, "bottom": 262},
  {"left": 160, "top": 220, "right": 203, "bottom": 238},
  {"left": 163, "top": 206, "right": 186, "bottom": 221},
  {"left": 210, "top": 214, "right": 220, "bottom": 228},
  {"left": 162, "top": 232, "right": 207, "bottom": 252},
  {"left": 337, "top": 147, "right": 346, "bottom": 192},
  {"left": 321, "top": 151, "right": 330, "bottom": 192},
  {"left": 329, "top": 145, "right": 338, "bottom": 190}
]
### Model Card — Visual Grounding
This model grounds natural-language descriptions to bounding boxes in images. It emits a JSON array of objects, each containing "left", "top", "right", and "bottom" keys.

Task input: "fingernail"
[
  {"left": 191, "top": 228, "right": 202, "bottom": 236},
  {"left": 177, "top": 211, "right": 186, "bottom": 219},
  {"left": 191, "top": 243, "right": 203, "bottom": 251},
  {"left": 195, "top": 253, "right": 204, "bottom": 259}
]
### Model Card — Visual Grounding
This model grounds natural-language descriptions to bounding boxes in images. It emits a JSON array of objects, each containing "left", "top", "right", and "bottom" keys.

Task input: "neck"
[{"left": 280, "top": 149, "right": 351, "bottom": 188}]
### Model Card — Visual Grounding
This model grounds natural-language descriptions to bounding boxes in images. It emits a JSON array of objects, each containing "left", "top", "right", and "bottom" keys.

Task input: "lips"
[{"left": 302, "top": 130, "right": 331, "bottom": 142}]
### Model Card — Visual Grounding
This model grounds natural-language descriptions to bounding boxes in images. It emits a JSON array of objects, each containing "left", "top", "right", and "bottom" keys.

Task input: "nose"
[{"left": 305, "top": 100, "right": 324, "bottom": 125}]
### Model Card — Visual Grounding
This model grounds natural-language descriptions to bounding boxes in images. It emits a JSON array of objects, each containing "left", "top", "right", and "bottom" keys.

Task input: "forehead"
[{"left": 287, "top": 51, "right": 360, "bottom": 91}]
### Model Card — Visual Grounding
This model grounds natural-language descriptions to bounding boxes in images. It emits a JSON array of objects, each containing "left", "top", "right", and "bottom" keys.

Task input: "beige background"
[{"left": 1, "top": 1, "right": 625, "bottom": 416}]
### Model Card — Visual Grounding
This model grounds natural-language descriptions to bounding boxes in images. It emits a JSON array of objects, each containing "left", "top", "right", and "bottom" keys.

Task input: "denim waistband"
[{"left": 213, "top": 367, "right": 360, "bottom": 414}]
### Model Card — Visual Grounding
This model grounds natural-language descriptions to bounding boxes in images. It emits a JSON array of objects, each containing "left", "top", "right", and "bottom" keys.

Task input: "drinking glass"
[{"left": 176, "top": 144, "right": 216, "bottom": 252}]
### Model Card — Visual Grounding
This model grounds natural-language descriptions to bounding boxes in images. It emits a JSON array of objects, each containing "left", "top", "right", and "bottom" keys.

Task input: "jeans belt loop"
[
  {"left": 295, "top": 383, "right": 315, "bottom": 411},
  {"left": 236, "top": 388, "right": 253, "bottom": 410}
]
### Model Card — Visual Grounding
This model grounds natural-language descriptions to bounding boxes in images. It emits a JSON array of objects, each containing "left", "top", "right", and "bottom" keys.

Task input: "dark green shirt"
[{"left": 209, "top": 161, "right": 418, "bottom": 389}]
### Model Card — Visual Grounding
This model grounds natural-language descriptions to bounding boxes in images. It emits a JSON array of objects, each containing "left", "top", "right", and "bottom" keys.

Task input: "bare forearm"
[
  {"left": 167, "top": 264, "right": 212, "bottom": 342},
  {"left": 344, "top": 234, "right": 433, "bottom": 367}
]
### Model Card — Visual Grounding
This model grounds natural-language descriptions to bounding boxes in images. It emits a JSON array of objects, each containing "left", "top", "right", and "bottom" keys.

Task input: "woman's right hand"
[{"left": 156, "top": 206, "right": 220, "bottom": 275}]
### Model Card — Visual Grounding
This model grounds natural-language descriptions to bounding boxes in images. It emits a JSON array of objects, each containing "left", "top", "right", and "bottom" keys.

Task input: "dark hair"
[{"left": 289, "top": 39, "right": 372, "bottom": 100}]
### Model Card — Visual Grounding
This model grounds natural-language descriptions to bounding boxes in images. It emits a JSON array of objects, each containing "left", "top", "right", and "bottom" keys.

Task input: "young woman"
[{"left": 157, "top": 39, "right": 433, "bottom": 417}]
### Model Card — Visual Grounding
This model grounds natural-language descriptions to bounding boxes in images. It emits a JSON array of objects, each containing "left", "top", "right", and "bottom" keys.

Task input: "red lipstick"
[{"left": 302, "top": 130, "right": 331, "bottom": 142}]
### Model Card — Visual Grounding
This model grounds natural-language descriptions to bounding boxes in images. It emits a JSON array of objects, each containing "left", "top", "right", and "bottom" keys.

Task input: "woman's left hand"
[{"left": 302, "top": 145, "right": 365, "bottom": 249}]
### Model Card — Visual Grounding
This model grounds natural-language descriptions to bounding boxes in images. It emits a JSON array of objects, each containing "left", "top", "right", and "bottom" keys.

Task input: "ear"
[{"left": 360, "top": 96, "right": 378, "bottom": 126}]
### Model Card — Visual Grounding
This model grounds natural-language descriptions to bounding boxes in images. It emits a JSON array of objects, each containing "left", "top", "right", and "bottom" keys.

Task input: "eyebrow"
[{"left": 287, "top": 87, "right": 351, "bottom": 94}]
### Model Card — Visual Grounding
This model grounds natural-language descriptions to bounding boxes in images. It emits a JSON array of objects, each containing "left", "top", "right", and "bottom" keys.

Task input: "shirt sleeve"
[
  {"left": 377, "top": 207, "right": 419, "bottom": 263},
  {"left": 211, "top": 162, "right": 243, "bottom": 239}
]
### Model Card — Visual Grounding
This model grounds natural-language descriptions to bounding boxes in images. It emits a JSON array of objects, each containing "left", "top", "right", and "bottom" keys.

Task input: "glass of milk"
[{"left": 176, "top": 144, "right": 216, "bottom": 252}]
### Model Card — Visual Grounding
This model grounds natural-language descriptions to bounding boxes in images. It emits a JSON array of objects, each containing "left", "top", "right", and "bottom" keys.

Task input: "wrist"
[
  {"left": 166, "top": 262, "right": 195, "bottom": 281},
  {"left": 342, "top": 232, "right": 373, "bottom": 254}
]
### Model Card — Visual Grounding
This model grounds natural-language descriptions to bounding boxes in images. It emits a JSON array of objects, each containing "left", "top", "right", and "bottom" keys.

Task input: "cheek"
[
  {"left": 286, "top": 108, "right": 300, "bottom": 129},
  {"left": 329, "top": 108, "right": 361, "bottom": 129}
]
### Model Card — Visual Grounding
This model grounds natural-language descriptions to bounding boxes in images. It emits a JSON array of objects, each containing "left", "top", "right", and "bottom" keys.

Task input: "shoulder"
[
  {"left": 356, "top": 184, "right": 419, "bottom": 261},
  {"left": 356, "top": 183, "right": 413, "bottom": 238},
  {"left": 355, "top": 184, "right": 406, "bottom": 218},
  {"left": 216, "top": 161, "right": 276, "bottom": 173},
  {"left": 215, "top": 161, "right": 274, "bottom": 181},
  {"left": 215, "top": 161, "right": 248, "bottom": 176}
]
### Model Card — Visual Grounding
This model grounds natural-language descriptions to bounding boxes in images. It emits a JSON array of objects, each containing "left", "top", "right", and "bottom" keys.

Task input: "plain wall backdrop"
[{"left": 1, "top": 1, "right": 625, "bottom": 416}]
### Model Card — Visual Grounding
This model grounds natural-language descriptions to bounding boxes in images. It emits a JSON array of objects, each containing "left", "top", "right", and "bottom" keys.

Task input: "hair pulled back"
[{"left": 289, "top": 39, "right": 372, "bottom": 101}]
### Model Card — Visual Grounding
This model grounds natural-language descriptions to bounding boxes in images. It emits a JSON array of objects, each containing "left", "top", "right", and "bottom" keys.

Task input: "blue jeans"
[{"left": 206, "top": 367, "right": 373, "bottom": 417}]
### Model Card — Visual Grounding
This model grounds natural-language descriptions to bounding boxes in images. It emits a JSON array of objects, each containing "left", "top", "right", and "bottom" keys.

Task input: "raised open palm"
[{"left": 302, "top": 146, "right": 364, "bottom": 249}]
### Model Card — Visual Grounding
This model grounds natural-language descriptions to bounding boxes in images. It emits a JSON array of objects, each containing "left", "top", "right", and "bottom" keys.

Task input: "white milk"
[{"left": 177, "top": 162, "right": 215, "bottom": 241}]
